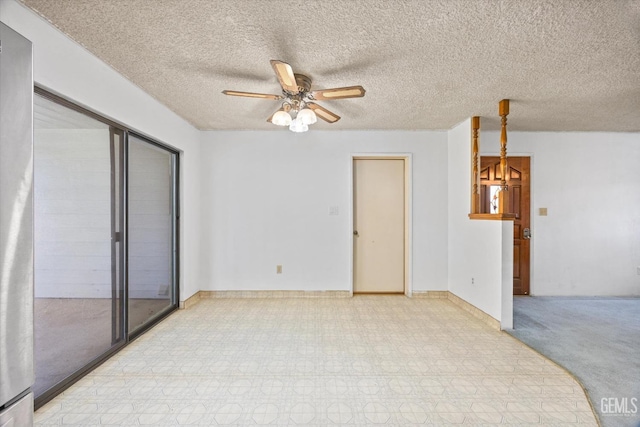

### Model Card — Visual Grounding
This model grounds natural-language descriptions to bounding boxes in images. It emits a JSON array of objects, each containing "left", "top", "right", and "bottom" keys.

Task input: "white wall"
[
  {"left": 199, "top": 130, "right": 449, "bottom": 292},
  {"left": 1, "top": 0, "right": 202, "bottom": 301},
  {"left": 8, "top": 0, "right": 637, "bottom": 306},
  {"left": 448, "top": 119, "right": 513, "bottom": 328},
  {"left": 34, "top": 129, "right": 112, "bottom": 298},
  {"left": 482, "top": 130, "right": 640, "bottom": 296}
]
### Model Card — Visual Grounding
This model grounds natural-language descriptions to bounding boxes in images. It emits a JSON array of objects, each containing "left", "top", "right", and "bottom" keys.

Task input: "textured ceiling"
[{"left": 20, "top": 0, "right": 640, "bottom": 132}]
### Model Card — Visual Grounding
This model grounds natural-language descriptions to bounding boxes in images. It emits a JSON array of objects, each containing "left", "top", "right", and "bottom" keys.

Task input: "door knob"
[
  {"left": 523, "top": 228, "right": 531, "bottom": 240},
  {"left": 353, "top": 230, "right": 359, "bottom": 237}
]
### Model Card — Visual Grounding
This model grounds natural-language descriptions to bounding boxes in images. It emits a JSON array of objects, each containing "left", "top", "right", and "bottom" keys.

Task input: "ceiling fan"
[{"left": 222, "top": 60, "right": 366, "bottom": 132}]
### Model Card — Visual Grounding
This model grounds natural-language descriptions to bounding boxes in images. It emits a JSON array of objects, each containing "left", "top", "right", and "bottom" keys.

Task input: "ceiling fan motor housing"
[{"left": 293, "top": 74, "right": 312, "bottom": 94}]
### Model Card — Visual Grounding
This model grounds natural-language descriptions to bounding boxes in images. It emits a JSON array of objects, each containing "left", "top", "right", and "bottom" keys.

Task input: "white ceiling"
[{"left": 21, "top": 0, "right": 640, "bottom": 132}]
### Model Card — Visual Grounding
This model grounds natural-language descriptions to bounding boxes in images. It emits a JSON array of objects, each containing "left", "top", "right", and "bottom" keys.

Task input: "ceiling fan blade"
[
  {"left": 311, "top": 86, "right": 366, "bottom": 100},
  {"left": 222, "top": 90, "right": 283, "bottom": 100},
  {"left": 270, "top": 60, "right": 299, "bottom": 94},
  {"left": 306, "top": 102, "right": 341, "bottom": 123}
]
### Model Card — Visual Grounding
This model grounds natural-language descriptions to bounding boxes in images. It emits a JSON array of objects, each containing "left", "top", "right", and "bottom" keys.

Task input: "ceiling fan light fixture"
[
  {"left": 272, "top": 110, "right": 292, "bottom": 126},
  {"left": 297, "top": 107, "right": 317, "bottom": 125},
  {"left": 223, "top": 60, "right": 362, "bottom": 131},
  {"left": 289, "top": 117, "right": 309, "bottom": 133}
]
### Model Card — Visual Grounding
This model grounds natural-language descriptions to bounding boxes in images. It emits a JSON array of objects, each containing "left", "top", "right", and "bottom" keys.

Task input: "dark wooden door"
[{"left": 480, "top": 156, "right": 531, "bottom": 295}]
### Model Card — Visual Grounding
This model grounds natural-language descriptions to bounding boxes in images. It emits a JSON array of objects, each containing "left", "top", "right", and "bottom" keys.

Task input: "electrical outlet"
[
  {"left": 276, "top": 265, "right": 282, "bottom": 274},
  {"left": 471, "top": 277, "right": 475, "bottom": 284}
]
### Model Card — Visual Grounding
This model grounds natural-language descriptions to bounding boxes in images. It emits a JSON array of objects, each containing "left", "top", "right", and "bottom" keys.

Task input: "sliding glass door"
[
  {"left": 127, "top": 135, "right": 178, "bottom": 335},
  {"left": 33, "top": 89, "right": 179, "bottom": 407},
  {"left": 33, "top": 94, "right": 125, "bottom": 400}
]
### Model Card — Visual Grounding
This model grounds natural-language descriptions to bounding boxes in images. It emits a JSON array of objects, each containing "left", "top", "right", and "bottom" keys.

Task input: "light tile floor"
[{"left": 35, "top": 296, "right": 598, "bottom": 425}]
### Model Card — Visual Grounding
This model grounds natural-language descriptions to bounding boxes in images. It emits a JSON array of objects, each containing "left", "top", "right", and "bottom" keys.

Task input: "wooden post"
[
  {"left": 498, "top": 99, "right": 509, "bottom": 214},
  {"left": 471, "top": 116, "right": 480, "bottom": 214}
]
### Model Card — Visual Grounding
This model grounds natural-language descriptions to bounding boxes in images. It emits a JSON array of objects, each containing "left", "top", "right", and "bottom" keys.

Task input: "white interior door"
[{"left": 353, "top": 159, "right": 405, "bottom": 293}]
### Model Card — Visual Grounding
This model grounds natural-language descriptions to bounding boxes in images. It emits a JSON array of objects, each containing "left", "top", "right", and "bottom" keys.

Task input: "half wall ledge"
[{"left": 468, "top": 213, "right": 516, "bottom": 221}]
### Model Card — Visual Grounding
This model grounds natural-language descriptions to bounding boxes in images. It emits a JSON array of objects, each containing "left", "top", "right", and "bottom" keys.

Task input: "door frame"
[
  {"left": 481, "top": 152, "right": 534, "bottom": 295},
  {"left": 349, "top": 154, "right": 413, "bottom": 296}
]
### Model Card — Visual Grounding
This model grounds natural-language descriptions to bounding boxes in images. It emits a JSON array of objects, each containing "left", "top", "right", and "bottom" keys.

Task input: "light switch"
[
  {"left": 329, "top": 206, "right": 339, "bottom": 216},
  {"left": 539, "top": 207, "right": 548, "bottom": 216}
]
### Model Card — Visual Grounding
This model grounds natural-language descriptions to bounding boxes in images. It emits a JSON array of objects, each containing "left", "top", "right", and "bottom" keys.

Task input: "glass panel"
[
  {"left": 128, "top": 135, "right": 176, "bottom": 334},
  {"left": 489, "top": 185, "right": 501, "bottom": 214},
  {"left": 33, "top": 94, "right": 123, "bottom": 397}
]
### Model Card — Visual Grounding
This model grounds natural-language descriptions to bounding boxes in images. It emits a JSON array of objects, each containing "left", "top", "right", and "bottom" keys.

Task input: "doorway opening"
[{"left": 351, "top": 155, "right": 411, "bottom": 295}]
